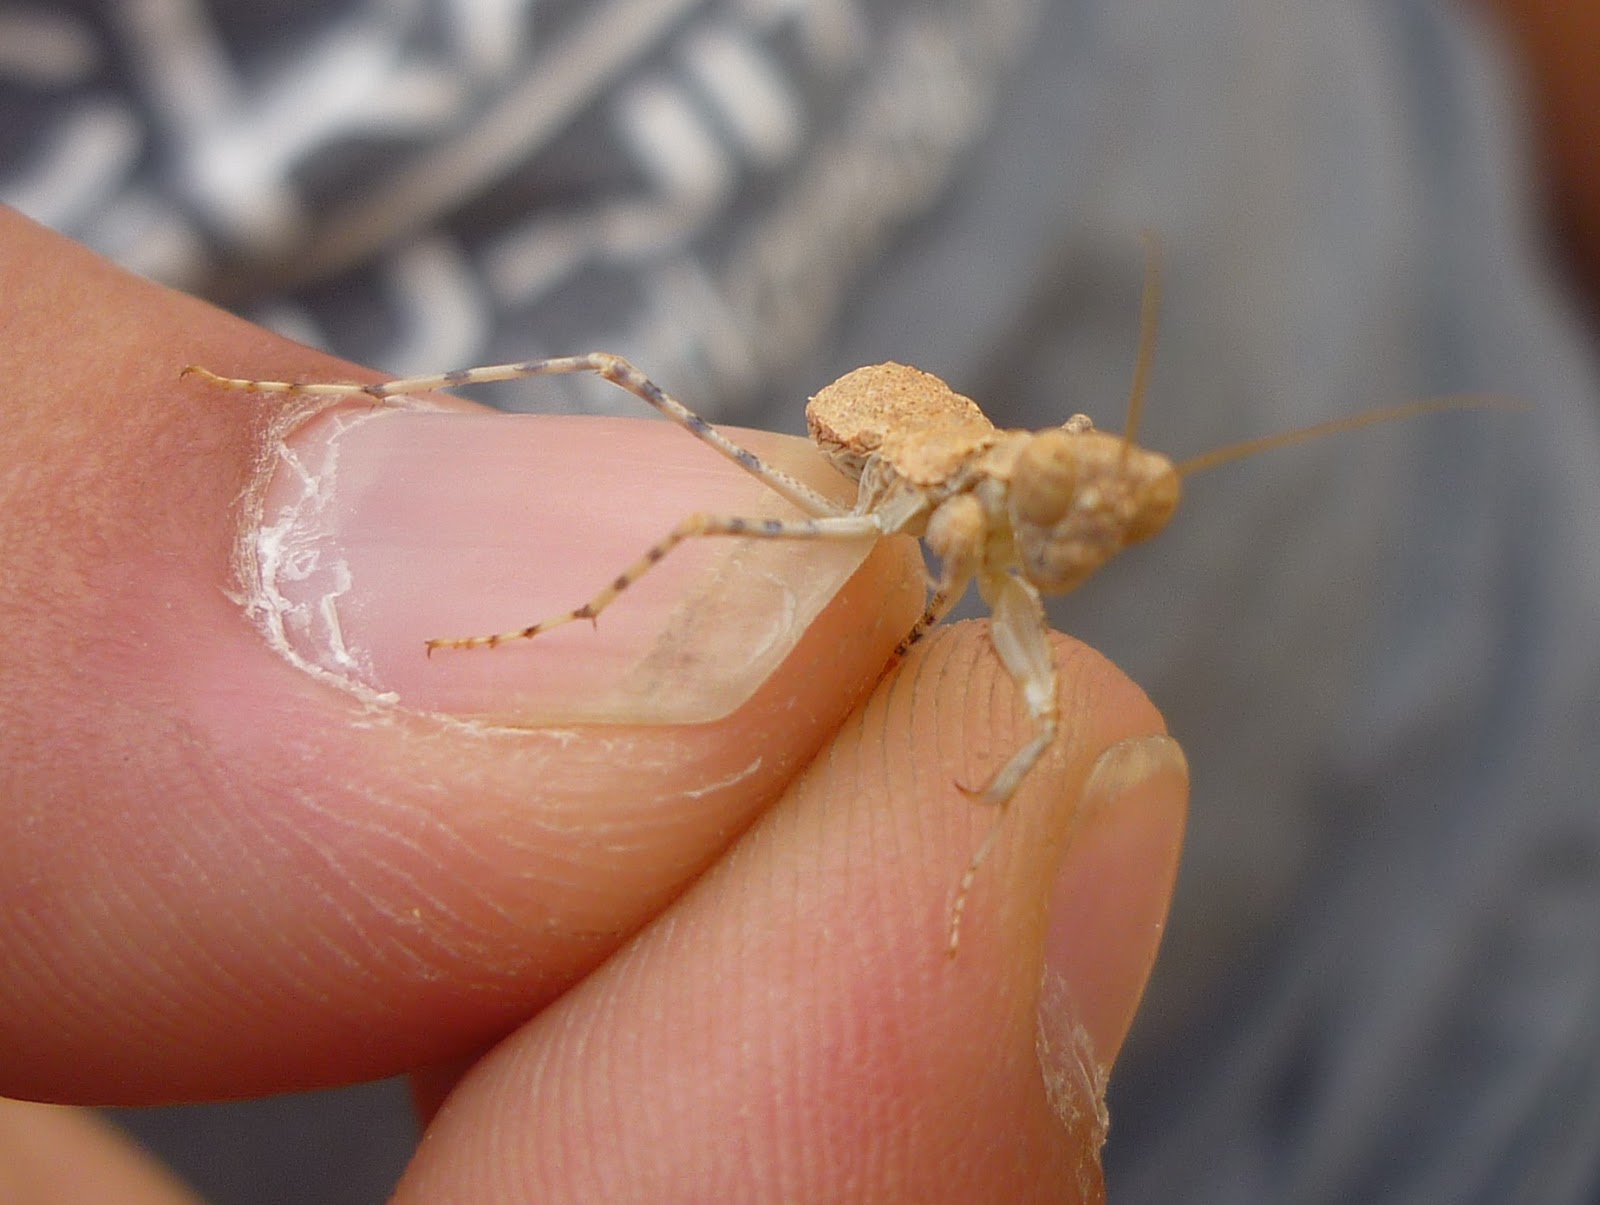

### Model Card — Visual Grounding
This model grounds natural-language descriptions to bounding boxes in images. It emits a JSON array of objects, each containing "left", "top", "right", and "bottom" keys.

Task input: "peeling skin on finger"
[
  {"left": 240, "top": 404, "right": 407, "bottom": 705},
  {"left": 676, "top": 756, "right": 765, "bottom": 800},
  {"left": 1036, "top": 966, "right": 1113, "bottom": 1201},
  {"left": 1036, "top": 967, "right": 1111, "bottom": 1146}
]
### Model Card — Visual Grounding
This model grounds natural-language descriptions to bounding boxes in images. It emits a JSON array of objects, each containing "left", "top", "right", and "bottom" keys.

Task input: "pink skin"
[{"left": 0, "top": 207, "right": 1185, "bottom": 1203}]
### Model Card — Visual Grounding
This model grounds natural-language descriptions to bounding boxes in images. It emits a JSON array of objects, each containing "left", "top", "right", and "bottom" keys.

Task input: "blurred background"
[{"left": 4, "top": 0, "right": 1598, "bottom": 1200}]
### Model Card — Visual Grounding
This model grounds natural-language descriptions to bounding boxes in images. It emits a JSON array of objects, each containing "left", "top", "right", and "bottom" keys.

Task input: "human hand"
[{"left": 0, "top": 208, "right": 1187, "bottom": 1202}]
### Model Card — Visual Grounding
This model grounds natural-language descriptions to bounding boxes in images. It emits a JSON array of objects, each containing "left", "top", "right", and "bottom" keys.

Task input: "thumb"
[
  {"left": 0, "top": 209, "right": 923, "bottom": 1104},
  {"left": 396, "top": 625, "right": 1188, "bottom": 1202}
]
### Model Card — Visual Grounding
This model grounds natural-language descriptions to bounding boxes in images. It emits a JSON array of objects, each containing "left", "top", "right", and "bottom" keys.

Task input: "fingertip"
[
  {"left": 1036, "top": 733, "right": 1188, "bottom": 1131},
  {"left": 1043, "top": 733, "right": 1188, "bottom": 1057},
  {"left": 395, "top": 624, "right": 1166, "bottom": 1202},
  {"left": 0, "top": 1099, "right": 203, "bottom": 1205}
]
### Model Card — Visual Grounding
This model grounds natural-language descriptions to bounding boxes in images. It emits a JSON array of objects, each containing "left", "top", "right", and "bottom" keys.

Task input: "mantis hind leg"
[{"left": 183, "top": 353, "right": 847, "bottom": 519}]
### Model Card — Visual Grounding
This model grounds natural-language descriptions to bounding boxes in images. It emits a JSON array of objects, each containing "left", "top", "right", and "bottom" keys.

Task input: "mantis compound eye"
[
  {"left": 1011, "top": 429, "right": 1078, "bottom": 527},
  {"left": 1127, "top": 468, "right": 1182, "bottom": 543}
]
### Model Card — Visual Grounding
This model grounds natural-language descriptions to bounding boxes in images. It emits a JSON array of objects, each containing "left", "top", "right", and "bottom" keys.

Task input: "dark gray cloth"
[{"left": 6, "top": 1, "right": 1598, "bottom": 1200}]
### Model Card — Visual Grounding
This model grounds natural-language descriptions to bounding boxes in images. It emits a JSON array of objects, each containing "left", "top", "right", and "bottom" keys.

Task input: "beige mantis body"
[
  {"left": 805, "top": 361, "right": 1182, "bottom": 950},
  {"left": 185, "top": 256, "right": 1503, "bottom": 955}
]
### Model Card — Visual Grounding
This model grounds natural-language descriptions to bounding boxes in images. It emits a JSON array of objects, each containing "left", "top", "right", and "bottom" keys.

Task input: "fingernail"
[
  {"left": 242, "top": 406, "right": 867, "bottom": 723},
  {"left": 1035, "top": 734, "right": 1188, "bottom": 1109}
]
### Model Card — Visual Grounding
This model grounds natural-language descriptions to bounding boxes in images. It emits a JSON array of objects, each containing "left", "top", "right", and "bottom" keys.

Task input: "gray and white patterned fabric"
[
  {"left": 7, "top": 1, "right": 1599, "bottom": 1202},
  {"left": 4, "top": 0, "right": 1041, "bottom": 416}
]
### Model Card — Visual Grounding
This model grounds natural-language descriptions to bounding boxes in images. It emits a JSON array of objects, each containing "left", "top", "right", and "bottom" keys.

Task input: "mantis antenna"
[{"left": 1119, "top": 230, "right": 1164, "bottom": 464}]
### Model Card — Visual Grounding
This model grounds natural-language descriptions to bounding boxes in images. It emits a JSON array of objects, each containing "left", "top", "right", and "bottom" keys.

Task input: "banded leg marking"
[
  {"left": 893, "top": 581, "right": 967, "bottom": 658},
  {"left": 426, "top": 511, "right": 883, "bottom": 653},
  {"left": 182, "top": 353, "right": 847, "bottom": 519}
]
